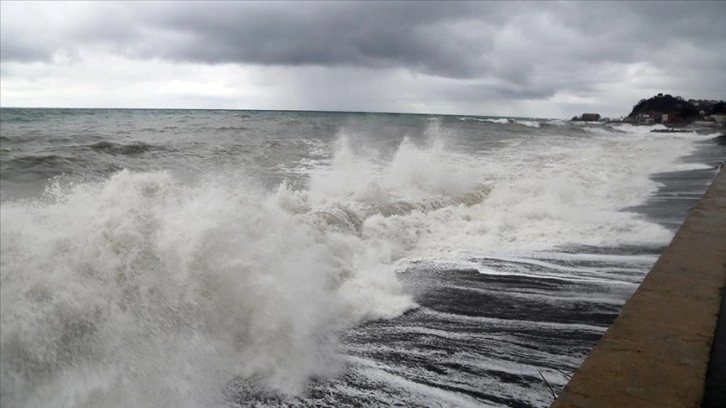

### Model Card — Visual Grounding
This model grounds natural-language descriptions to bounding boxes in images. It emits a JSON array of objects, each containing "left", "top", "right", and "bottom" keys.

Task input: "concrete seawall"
[{"left": 552, "top": 168, "right": 726, "bottom": 408}]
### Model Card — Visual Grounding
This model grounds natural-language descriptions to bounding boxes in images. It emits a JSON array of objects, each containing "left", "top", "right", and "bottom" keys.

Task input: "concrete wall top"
[{"left": 552, "top": 168, "right": 726, "bottom": 408}]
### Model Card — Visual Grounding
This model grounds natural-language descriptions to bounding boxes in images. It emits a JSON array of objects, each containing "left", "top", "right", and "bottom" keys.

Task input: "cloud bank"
[{"left": 1, "top": 1, "right": 724, "bottom": 117}]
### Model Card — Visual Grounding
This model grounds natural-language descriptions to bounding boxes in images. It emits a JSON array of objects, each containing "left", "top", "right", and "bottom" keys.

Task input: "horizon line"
[{"left": 0, "top": 106, "right": 562, "bottom": 120}]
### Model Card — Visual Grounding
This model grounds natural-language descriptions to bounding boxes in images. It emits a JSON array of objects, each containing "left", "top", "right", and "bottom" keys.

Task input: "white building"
[{"left": 711, "top": 114, "right": 726, "bottom": 125}]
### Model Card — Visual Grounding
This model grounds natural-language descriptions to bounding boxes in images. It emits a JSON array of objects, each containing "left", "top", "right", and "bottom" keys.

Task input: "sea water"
[{"left": 1, "top": 108, "right": 723, "bottom": 407}]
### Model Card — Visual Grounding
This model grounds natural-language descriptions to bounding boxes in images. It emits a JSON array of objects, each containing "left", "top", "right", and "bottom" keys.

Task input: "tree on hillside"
[
  {"left": 712, "top": 101, "right": 726, "bottom": 114},
  {"left": 627, "top": 94, "right": 699, "bottom": 120}
]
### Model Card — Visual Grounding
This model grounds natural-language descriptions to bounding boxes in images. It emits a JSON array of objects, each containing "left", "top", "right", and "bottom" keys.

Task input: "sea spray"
[
  {"left": 0, "top": 131, "right": 490, "bottom": 406},
  {"left": 1, "top": 112, "right": 720, "bottom": 407},
  {"left": 0, "top": 168, "right": 416, "bottom": 407}
]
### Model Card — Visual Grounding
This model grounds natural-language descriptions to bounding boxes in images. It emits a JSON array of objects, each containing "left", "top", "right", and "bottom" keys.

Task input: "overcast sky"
[{"left": 1, "top": 1, "right": 724, "bottom": 118}]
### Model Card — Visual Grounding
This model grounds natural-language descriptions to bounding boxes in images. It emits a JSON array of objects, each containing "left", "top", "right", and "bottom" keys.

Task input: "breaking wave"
[
  {"left": 0, "top": 123, "right": 713, "bottom": 407},
  {"left": 456, "top": 117, "right": 541, "bottom": 128},
  {"left": 513, "top": 120, "right": 540, "bottom": 128}
]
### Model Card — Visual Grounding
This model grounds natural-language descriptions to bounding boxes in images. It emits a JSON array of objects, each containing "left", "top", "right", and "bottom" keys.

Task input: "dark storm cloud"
[
  {"left": 3, "top": 1, "right": 725, "bottom": 79},
  {"left": 129, "top": 2, "right": 509, "bottom": 78},
  {"left": 1, "top": 1, "right": 725, "bottom": 114}
]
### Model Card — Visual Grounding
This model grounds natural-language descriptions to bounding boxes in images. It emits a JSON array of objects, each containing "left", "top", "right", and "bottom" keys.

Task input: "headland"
[{"left": 571, "top": 94, "right": 726, "bottom": 130}]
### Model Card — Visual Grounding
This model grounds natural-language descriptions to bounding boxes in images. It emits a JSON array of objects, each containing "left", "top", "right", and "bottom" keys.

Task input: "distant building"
[
  {"left": 662, "top": 113, "right": 678, "bottom": 124},
  {"left": 580, "top": 113, "right": 601, "bottom": 121},
  {"left": 712, "top": 114, "right": 726, "bottom": 125},
  {"left": 636, "top": 114, "right": 654, "bottom": 124}
]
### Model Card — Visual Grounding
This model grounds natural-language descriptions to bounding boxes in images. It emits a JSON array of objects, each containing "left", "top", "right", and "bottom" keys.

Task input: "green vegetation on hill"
[
  {"left": 627, "top": 94, "right": 697, "bottom": 120},
  {"left": 626, "top": 93, "right": 725, "bottom": 123}
]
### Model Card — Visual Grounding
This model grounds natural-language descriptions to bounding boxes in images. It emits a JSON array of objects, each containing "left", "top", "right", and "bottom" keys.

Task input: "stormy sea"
[{"left": 1, "top": 108, "right": 723, "bottom": 408}]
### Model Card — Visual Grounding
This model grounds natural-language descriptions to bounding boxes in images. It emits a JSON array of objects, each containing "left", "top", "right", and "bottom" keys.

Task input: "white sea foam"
[
  {"left": 545, "top": 119, "right": 566, "bottom": 126},
  {"left": 514, "top": 120, "right": 540, "bottom": 128},
  {"left": 0, "top": 169, "right": 416, "bottom": 407},
  {"left": 458, "top": 117, "right": 542, "bottom": 127},
  {"left": 351, "top": 129, "right": 702, "bottom": 260},
  {"left": 0, "top": 121, "right": 710, "bottom": 407}
]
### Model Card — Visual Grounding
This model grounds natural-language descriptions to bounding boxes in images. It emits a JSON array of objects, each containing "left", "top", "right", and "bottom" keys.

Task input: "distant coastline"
[{"left": 571, "top": 93, "right": 726, "bottom": 129}]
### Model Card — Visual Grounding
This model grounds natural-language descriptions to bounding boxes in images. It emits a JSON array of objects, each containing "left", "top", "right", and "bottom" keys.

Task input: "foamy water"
[{"left": 0, "top": 109, "right": 722, "bottom": 407}]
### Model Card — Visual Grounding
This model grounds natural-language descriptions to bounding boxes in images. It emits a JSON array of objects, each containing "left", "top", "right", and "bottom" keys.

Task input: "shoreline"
[{"left": 551, "top": 168, "right": 726, "bottom": 408}]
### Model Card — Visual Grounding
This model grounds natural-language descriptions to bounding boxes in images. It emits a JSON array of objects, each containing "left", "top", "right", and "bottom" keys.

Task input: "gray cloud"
[
  {"left": 4, "top": 2, "right": 722, "bottom": 74},
  {"left": 1, "top": 1, "right": 724, "bottom": 116},
  {"left": 119, "top": 2, "right": 505, "bottom": 78}
]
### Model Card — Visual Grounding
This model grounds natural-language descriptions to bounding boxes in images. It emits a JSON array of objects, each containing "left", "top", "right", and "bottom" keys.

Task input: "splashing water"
[{"left": 1, "top": 113, "right": 720, "bottom": 407}]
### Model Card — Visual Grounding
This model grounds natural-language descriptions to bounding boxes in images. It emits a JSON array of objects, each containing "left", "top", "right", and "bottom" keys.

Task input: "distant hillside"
[
  {"left": 627, "top": 94, "right": 698, "bottom": 120},
  {"left": 626, "top": 93, "right": 725, "bottom": 123},
  {"left": 712, "top": 101, "right": 726, "bottom": 114}
]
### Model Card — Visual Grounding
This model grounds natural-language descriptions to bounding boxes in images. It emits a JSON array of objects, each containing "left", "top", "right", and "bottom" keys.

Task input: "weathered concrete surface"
[{"left": 552, "top": 168, "right": 726, "bottom": 408}]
